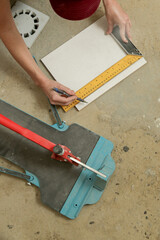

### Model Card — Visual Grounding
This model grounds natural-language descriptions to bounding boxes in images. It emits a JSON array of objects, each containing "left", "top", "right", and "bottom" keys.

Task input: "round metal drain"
[{"left": 13, "top": 9, "right": 39, "bottom": 38}]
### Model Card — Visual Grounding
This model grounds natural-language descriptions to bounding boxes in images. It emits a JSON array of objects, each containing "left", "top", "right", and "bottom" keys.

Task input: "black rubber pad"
[{"left": 0, "top": 100, "right": 100, "bottom": 212}]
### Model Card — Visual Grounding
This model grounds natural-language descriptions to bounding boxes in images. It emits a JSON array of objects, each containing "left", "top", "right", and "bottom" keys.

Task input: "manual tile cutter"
[
  {"left": 0, "top": 99, "right": 115, "bottom": 219},
  {"left": 0, "top": 113, "right": 106, "bottom": 178}
]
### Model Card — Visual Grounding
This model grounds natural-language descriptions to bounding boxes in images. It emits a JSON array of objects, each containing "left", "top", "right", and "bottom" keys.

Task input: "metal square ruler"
[{"left": 62, "top": 26, "right": 143, "bottom": 112}]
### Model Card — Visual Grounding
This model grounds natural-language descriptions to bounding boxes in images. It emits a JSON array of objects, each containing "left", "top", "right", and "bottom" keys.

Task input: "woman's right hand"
[{"left": 39, "top": 78, "right": 77, "bottom": 106}]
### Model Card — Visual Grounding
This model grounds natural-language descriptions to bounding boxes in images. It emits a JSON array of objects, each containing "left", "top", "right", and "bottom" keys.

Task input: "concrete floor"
[{"left": 0, "top": 0, "right": 160, "bottom": 239}]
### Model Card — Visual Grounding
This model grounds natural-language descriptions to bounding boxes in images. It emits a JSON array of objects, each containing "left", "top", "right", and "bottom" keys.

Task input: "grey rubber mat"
[{"left": 0, "top": 100, "right": 100, "bottom": 211}]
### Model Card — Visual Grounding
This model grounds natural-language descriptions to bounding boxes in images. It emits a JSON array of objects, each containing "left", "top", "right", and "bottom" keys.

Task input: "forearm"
[
  {"left": 103, "top": 0, "right": 122, "bottom": 15},
  {"left": 0, "top": 0, "right": 81, "bottom": 105},
  {"left": 103, "top": 0, "right": 113, "bottom": 5},
  {"left": 0, "top": 26, "right": 76, "bottom": 105},
  {"left": 0, "top": 25, "right": 47, "bottom": 87},
  {"left": 103, "top": 0, "right": 115, "bottom": 8}
]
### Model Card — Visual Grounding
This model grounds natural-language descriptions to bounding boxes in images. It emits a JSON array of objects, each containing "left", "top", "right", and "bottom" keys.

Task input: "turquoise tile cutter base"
[{"left": 0, "top": 99, "right": 115, "bottom": 219}]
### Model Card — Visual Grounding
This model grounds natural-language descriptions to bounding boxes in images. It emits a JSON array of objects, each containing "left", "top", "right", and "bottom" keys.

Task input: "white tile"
[{"left": 41, "top": 16, "right": 146, "bottom": 110}]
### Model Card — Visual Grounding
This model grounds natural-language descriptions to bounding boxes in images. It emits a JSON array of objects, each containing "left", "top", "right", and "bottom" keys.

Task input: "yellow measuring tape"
[{"left": 62, "top": 54, "right": 142, "bottom": 112}]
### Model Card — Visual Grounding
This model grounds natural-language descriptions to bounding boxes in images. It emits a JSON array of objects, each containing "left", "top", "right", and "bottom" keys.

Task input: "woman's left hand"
[{"left": 103, "top": 0, "right": 131, "bottom": 42}]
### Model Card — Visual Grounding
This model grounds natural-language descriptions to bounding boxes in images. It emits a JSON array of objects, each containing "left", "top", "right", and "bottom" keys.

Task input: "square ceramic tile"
[{"left": 41, "top": 16, "right": 146, "bottom": 111}]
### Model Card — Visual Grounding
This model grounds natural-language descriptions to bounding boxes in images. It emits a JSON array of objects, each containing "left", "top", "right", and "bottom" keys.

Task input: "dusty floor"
[{"left": 0, "top": 0, "right": 160, "bottom": 239}]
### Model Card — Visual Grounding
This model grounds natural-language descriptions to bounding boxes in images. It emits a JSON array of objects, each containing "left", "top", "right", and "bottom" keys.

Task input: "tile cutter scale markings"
[{"left": 62, "top": 26, "right": 143, "bottom": 112}]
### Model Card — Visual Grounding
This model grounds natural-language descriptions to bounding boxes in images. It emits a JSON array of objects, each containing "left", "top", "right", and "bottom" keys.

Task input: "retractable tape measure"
[{"left": 62, "top": 26, "right": 143, "bottom": 112}]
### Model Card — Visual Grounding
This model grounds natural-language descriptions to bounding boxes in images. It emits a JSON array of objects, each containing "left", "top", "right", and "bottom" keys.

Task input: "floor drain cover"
[{"left": 12, "top": 1, "right": 49, "bottom": 48}]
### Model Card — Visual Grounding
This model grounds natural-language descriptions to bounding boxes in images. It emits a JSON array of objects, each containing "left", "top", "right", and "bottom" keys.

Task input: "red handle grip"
[{"left": 0, "top": 114, "right": 55, "bottom": 152}]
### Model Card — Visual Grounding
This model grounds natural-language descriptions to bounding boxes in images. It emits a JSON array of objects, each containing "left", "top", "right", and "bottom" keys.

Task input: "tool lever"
[
  {"left": 0, "top": 114, "right": 56, "bottom": 152},
  {"left": 0, "top": 114, "right": 106, "bottom": 177},
  {"left": 0, "top": 114, "right": 80, "bottom": 166},
  {"left": 0, "top": 115, "right": 105, "bottom": 175}
]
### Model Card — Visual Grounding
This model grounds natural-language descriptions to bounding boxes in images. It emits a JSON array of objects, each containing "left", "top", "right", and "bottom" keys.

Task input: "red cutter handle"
[
  {"left": 0, "top": 114, "right": 56, "bottom": 152},
  {"left": 0, "top": 114, "right": 81, "bottom": 165}
]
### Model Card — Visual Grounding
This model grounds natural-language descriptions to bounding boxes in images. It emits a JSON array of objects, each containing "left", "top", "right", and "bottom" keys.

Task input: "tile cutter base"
[{"left": 0, "top": 99, "right": 115, "bottom": 219}]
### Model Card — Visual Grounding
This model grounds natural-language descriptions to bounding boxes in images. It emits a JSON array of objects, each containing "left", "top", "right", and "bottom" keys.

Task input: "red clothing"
[{"left": 49, "top": 0, "right": 101, "bottom": 20}]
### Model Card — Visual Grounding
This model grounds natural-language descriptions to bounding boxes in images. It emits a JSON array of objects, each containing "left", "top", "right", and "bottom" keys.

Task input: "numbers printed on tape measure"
[{"left": 62, "top": 54, "right": 142, "bottom": 112}]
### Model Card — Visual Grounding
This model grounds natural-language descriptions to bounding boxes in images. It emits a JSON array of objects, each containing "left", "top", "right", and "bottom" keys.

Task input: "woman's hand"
[
  {"left": 39, "top": 78, "right": 77, "bottom": 106},
  {"left": 0, "top": 0, "right": 77, "bottom": 107},
  {"left": 103, "top": 0, "right": 131, "bottom": 42}
]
